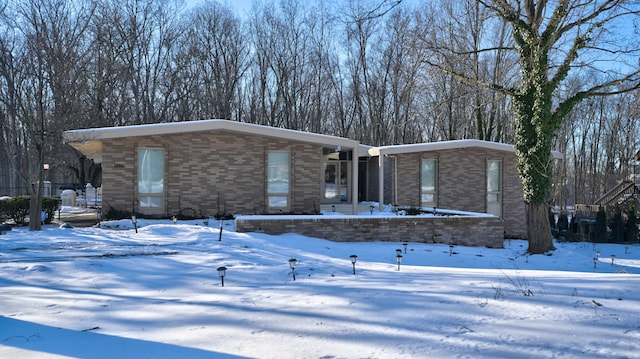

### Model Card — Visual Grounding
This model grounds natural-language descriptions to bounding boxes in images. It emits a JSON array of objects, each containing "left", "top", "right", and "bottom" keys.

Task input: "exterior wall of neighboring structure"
[
  {"left": 101, "top": 130, "right": 324, "bottom": 217},
  {"left": 236, "top": 215, "right": 505, "bottom": 248},
  {"left": 385, "top": 147, "right": 527, "bottom": 239}
]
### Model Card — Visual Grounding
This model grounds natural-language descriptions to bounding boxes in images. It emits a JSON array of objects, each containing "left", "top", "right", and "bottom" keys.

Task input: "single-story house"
[{"left": 63, "top": 119, "right": 562, "bottom": 240}]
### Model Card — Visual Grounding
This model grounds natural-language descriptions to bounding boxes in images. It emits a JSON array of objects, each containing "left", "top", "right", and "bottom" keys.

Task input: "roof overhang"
[
  {"left": 368, "top": 139, "right": 564, "bottom": 160},
  {"left": 63, "top": 119, "right": 365, "bottom": 163}
]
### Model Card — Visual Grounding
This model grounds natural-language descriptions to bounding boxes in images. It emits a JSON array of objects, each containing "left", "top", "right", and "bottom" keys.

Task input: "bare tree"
[
  {"left": 429, "top": 0, "right": 640, "bottom": 253},
  {"left": 176, "top": 1, "right": 247, "bottom": 121},
  {"left": 0, "top": 2, "right": 23, "bottom": 197},
  {"left": 96, "top": 0, "right": 181, "bottom": 126},
  {"left": 8, "top": 0, "right": 94, "bottom": 230}
]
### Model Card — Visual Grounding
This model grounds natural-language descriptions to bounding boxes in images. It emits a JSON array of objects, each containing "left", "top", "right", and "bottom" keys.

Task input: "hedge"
[{"left": 0, "top": 196, "right": 62, "bottom": 225}]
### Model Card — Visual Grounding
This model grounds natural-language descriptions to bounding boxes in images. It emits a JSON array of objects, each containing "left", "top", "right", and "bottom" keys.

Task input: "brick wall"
[
  {"left": 101, "top": 138, "right": 135, "bottom": 213},
  {"left": 386, "top": 148, "right": 527, "bottom": 239},
  {"left": 501, "top": 154, "right": 527, "bottom": 238},
  {"left": 101, "top": 131, "right": 323, "bottom": 217},
  {"left": 236, "top": 215, "right": 505, "bottom": 248}
]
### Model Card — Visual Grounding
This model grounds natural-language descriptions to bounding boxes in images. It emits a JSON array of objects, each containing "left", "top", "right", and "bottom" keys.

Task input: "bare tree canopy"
[
  {"left": 0, "top": 0, "right": 638, "bottom": 239},
  {"left": 428, "top": 0, "right": 640, "bottom": 253}
]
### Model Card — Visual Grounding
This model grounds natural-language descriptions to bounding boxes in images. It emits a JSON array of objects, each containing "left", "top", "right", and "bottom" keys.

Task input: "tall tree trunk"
[
  {"left": 28, "top": 166, "right": 44, "bottom": 231},
  {"left": 526, "top": 202, "right": 553, "bottom": 253}
]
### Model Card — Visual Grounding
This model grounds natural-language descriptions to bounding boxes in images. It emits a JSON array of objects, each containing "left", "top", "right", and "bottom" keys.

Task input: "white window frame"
[
  {"left": 137, "top": 147, "right": 165, "bottom": 213},
  {"left": 267, "top": 151, "right": 290, "bottom": 210},
  {"left": 420, "top": 158, "right": 437, "bottom": 208},
  {"left": 486, "top": 159, "right": 502, "bottom": 217}
]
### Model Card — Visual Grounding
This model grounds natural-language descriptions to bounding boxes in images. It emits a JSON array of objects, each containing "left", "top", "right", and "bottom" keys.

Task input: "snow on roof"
[
  {"left": 369, "top": 139, "right": 564, "bottom": 159},
  {"left": 63, "top": 119, "right": 364, "bottom": 162},
  {"left": 64, "top": 119, "right": 360, "bottom": 147},
  {"left": 63, "top": 120, "right": 563, "bottom": 163}
]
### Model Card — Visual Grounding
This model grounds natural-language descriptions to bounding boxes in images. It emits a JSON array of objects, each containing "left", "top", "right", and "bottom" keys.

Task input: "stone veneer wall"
[{"left": 236, "top": 215, "right": 505, "bottom": 248}]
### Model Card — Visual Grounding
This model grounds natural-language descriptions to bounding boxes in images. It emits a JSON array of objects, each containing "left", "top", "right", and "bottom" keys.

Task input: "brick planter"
[{"left": 235, "top": 214, "right": 505, "bottom": 248}]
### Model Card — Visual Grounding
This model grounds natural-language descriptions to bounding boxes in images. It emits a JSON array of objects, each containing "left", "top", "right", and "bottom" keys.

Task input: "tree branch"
[
  {"left": 553, "top": 69, "right": 640, "bottom": 123},
  {"left": 423, "top": 58, "right": 519, "bottom": 96}
]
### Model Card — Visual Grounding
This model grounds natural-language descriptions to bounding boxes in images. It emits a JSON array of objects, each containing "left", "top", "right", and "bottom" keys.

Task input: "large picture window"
[
  {"left": 267, "top": 151, "right": 290, "bottom": 208},
  {"left": 420, "top": 159, "right": 437, "bottom": 207},
  {"left": 138, "top": 148, "right": 164, "bottom": 209}
]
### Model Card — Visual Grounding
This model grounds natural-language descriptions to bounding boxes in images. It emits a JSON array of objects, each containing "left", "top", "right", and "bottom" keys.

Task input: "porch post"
[
  {"left": 352, "top": 150, "right": 359, "bottom": 215},
  {"left": 378, "top": 152, "right": 384, "bottom": 211}
]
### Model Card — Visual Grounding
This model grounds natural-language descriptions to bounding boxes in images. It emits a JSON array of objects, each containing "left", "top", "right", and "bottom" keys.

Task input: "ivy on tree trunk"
[{"left": 466, "top": 0, "right": 640, "bottom": 253}]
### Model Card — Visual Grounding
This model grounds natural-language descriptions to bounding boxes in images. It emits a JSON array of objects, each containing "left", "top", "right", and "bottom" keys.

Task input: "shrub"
[
  {"left": 594, "top": 206, "right": 608, "bottom": 243},
  {"left": 557, "top": 211, "right": 569, "bottom": 232},
  {"left": 0, "top": 196, "right": 30, "bottom": 225},
  {"left": 626, "top": 203, "right": 638, "bottom": 243},
  {"left": 0, "top": 196, "right": 60, "bottom": 225},
  {"left": 104, "top": 206, "right": 135, "bottom": 220},
  {"left": 611, "top": 204, "right": 624, "bottom": 243},
  {"left": 43, "top": 197, "right": 61, "bottom": 224}
]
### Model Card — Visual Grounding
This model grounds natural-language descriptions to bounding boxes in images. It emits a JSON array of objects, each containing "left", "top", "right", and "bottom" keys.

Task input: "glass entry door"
[{"left": 324, "top": 162, "right": 349, "bottom": 201}]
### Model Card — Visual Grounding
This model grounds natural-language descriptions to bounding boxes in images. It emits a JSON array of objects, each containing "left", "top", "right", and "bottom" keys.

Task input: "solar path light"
[
  {"left": 288, "top": 258, "right": 297, "bottom": 281},
  {"left": 396, "top": 254, "right": 403, "bottom": 271},
  {"left": 217, "top": 266, "right": 227, "bottom": 287},
  {"left": 131, "top": 214, "right": 138, "bottom": 234},
  {"left": 350, "top": 255, "right": 358, "bottom": 275},
  {"left": 219, "top": 218, "right": 223, "bottom": 242}
]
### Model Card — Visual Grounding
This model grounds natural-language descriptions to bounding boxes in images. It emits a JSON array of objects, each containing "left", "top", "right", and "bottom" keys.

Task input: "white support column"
[
  {"left": 352, "top": 152, "right": 359, "bottom": 215},
  {"left": 378, "top": 153, "right": 385, "bottom": 211}
]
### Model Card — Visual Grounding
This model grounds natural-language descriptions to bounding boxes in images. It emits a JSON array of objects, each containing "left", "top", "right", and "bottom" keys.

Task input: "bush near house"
[
  {"left": 557, "top": 212, "right": 569, "bottom": 232},
  {"left": 610, "top": 205, "right": 624, "bottom": 243},
  {"left": 0, "top": 196, "right": 30, "bottom": 224},
  {"left": 42, "top": 197, "right": 62, "bottom": 224},
  {"left": 594, "top": 207, "right": 608, "bottom": 243},
  {"left": 0, "top": 196, "right": 61, "bottom": 225},
  {"left": 548, "top": 209, "right": 556, "bottom": 229},
  {"left": 551, "top": 210, "right": 573, "bottom": 241},
  {"left": 575, "top": 204, "right": 639, "bottom": 244},
  {"left": 626, "top": 203, "right": 638, "bottom": 243}
]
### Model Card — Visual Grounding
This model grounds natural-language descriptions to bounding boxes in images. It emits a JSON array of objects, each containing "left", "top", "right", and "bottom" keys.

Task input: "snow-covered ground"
[{"left": 1, "top": 215, "right": 639, "bottom": 358}]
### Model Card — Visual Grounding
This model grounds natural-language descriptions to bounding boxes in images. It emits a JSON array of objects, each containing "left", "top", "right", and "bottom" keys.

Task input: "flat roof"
[
  {"left": 369, "top": 139, "right": 564, "bottom": 159},
  {"left": 63, "top": 119, "right": 364, "bottom": 162},
  {"left": 63, "top": 120, "right": 563, "bottom": 163}
]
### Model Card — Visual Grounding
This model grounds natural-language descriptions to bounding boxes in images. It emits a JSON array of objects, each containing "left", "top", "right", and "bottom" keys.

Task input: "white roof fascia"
[
  {"left": 64, "top": 119, "right": 363, "bottom": 149},
  {"left": 369, "top": 139, "right": 563, "bottom": 159}
]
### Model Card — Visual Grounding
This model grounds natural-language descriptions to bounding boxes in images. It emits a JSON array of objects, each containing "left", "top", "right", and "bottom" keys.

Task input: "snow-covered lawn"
[{"left": 1, "top": 218, "right": 639, "bottom": 358}]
